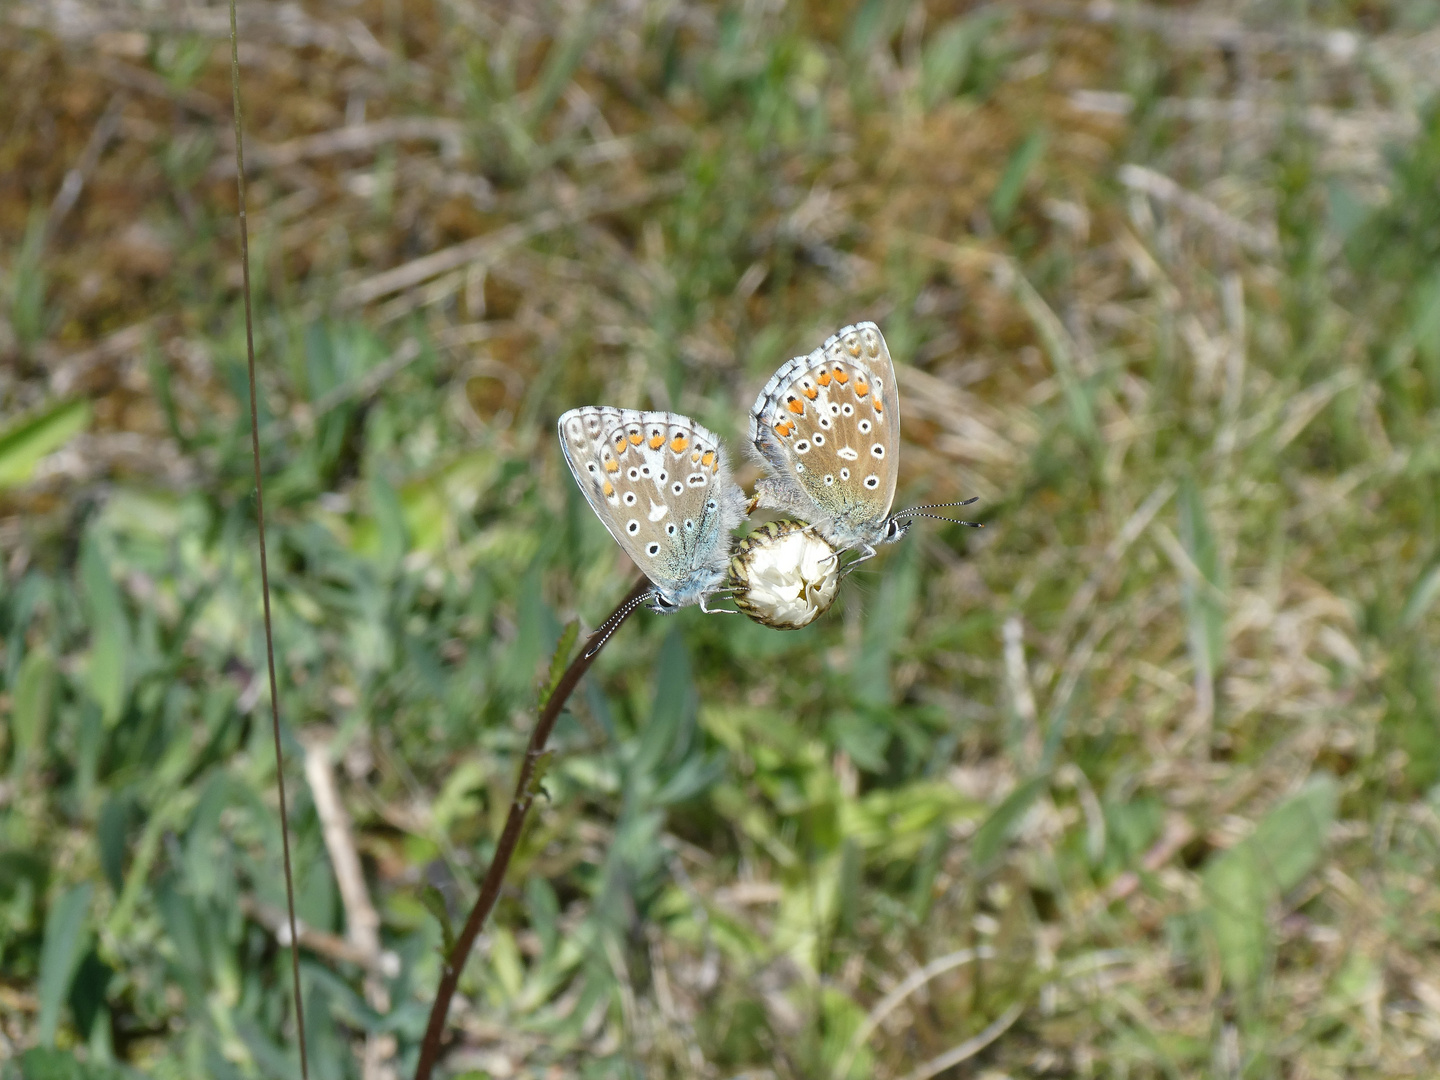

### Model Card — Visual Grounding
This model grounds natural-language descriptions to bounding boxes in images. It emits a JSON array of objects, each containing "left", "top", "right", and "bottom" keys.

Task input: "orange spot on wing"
[
  {"left": 854, "top": 378, "right": 869, "bottom": 397},
  {"left": 787, "top": 398, "right": 805, "bottom": 415},
  {"left": 671, "top": 435, "right": 688, "bottom": 453},
  {"left": 649, "top": 434, "right": 665, "bottom": 449},
  {"left": 872, "top": 398, "right": 883, "bottom": 413},
  {"left": 604, "top": 459, "right": 620, "bottom": 472},
  {"left": 816, "top": 371, "right": 832, "bottom": 386},
  {"left": 629, "top": 431, "right": 643, "bottom": 445},
  {"left": 701, "top": 450, "right": 716, "bottom": 468},
  {"left": 602, "top": 479, "right": 614, "bottom": 496},
  {"left": 803, "top": 386, "right": 818, "bottom": 400},
  {"left": 774, "top": 421, "right": 792, "bottom": 437},
  {"left": 614, "top": 438, "right": 627, "bottom": 453},
  {"left": 832, "top": 367, "right": 850, "bottom": 384}
]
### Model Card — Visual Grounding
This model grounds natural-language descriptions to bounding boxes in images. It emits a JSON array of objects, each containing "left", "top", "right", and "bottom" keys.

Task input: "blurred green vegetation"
[{"left": 3, "top": 0, "right": 1440, "bottom": 1077}]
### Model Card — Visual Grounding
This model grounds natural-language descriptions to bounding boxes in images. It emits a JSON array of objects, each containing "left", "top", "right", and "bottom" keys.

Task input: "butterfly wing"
[
  {"left": 748, "top": 321, "right": 900, "bottom": 549},
  {"left": 559, "top": 407, "right": 744, "bottom": 607}
]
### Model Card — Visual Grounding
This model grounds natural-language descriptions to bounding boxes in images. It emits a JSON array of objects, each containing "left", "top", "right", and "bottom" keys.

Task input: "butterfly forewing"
[
  {"left": 559, "top": 406, "right": 740, "bottom": 605},
  {"left": 749, "top": 322, "right": 901, "bottom": 549}
]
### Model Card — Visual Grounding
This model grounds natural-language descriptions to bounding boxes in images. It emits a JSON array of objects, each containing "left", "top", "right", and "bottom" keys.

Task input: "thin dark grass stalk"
[
  {"left": 413, "top": 574, "right": 652, "bottom": 1080},
  {"left": 228, "top": 4, "right": 309, "bottom": 1077}
]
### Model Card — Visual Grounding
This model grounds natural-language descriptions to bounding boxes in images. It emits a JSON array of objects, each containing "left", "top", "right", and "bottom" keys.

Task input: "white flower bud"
[{"left": 729, "top": 519, "right": 841, "bottom": 629}]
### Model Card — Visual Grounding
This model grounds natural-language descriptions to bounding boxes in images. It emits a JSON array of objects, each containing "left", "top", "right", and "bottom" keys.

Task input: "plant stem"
[
  {"left": 412, "top": 575, "right": 652, "bottom": 1080},
  {"left": 229, "top": 1, "right": 308, "bottom": 1076}
]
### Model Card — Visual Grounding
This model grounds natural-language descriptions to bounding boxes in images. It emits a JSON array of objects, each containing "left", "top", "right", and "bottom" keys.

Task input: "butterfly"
[
  {"left": 558, "top": 406, "right": 746, "bottom": 623},
  {"left": 748, "top": 320, "right": 980, "bottom": 565}
]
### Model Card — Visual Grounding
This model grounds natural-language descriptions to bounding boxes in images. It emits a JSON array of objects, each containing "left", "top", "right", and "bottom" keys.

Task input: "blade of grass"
[{"left": 36, "top": 883, "right": 93, "bottom": 1046}]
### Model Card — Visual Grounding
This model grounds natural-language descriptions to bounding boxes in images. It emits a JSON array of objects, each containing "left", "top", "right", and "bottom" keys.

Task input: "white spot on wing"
[{"left": 648, "top": 500, "right": 668, "bottom": 522}]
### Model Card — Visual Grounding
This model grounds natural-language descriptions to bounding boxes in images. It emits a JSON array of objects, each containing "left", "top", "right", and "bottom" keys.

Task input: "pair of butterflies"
[{"left": 558, "top": 320, "right": 979, "bottom": 620}]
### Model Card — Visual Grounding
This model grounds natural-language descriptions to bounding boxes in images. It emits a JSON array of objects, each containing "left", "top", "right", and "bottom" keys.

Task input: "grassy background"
[{"left": 4, "top": 0, "right": 1440, "bottom": 1076}]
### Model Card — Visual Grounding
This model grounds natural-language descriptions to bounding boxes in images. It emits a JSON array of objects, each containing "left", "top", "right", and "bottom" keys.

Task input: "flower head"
[{"left": 729, "top": 519, "right": 841, "bottom": 629}]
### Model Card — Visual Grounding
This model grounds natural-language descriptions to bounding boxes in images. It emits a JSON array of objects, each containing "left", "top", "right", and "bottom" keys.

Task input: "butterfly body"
[
  {"left": 749, "top": 321, "right": 906, "bottom": 558},
  {"left": 559, "top": 406, "right": 746, "bottom": 612}
]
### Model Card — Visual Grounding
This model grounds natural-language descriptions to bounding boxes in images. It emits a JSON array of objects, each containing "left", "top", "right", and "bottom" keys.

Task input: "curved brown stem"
[{"left": 412, "top": 575, "right": 653, "bottom": 1080}]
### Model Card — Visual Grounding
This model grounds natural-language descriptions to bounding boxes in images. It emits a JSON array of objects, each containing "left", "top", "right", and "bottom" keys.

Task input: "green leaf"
[
  {"left": 638, "top": 627, "right": 696, "bottom": 775},
  {"left": 11, "top": 645, "right": 55, "bottom": 772},
  {"left": 0, "top": 397, "right": 91, "bottom": 489},
  {"left": 539, "top": 619, "right": 579, "bottom": 708},
  {"left": 368, "top": 470, "right": 409, "bottom": 574},
  {"left": 9, "top": 211, "right": 48, "bottom": 346},
  {"left": 990, "top": 129, "right": 1046, "bottom": 229},
  {"left": 852, "top": 540, "right": 919, "bottom": 708},
  {"left": 421, "top": 884, "right": 457, "bottom": 958},
  {"left": 528, "top": 4, "right": 601, "bottom": 128},
  {"left": 37, "top": 882, "right": 94, "bottom": 1046},
  {"left": 847, "top": 0, "right": 911, "bottom": 57},
  {"left": 96, "top": 795, "right": 134, "bottom": 894},
  {"left": 17, "top": 1048, "right": 142, "bottom": 1080},
  {"left": 1178, "top": 475, "right": 1226, "bottom": 685},
  {"left": 67, "top": 949, "right": 113, "bottom": 1041},
  {"left": 1202, "top": 775, "right": 1337, "bottom": 991},
  {"left": 1410, "top": 269, "right": 1440, "bottom": 369},
  {"left": 525, "top": 877, "right": 560, "bottom": 959},
  {"left": 1402, "top": 562, "right": 1440, "bottom": 628},
  {"left": 80, "top": 534, "right": 128, "bottom": 727},
  {"left": 920, "top": 18, "right": 975, "bottom": 108},
  {"left": 828, "top": 710, "right": 889, "bottom": 772},
  {"left": 971, "top": 776, "right": 1046, "bottom": 874}
]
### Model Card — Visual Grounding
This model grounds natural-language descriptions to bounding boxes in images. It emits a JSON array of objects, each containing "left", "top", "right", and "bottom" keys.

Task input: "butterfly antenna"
[
  {"left": 894, "top": 498, "right": 981, "bottom": 514},
  {"left": 895, "top": 511, "right": 984, "bottom": 527},
  {"left": 584, "top": 589, "right": 655, "bottom": 658}
]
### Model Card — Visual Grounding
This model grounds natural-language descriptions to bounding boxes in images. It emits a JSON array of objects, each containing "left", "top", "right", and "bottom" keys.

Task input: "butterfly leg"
[
  {"left": 840, "top": 543, "right": 877, "bottom": 577},
  {"left": 699, "top": 594, "right": 739, "bottom": 615}
]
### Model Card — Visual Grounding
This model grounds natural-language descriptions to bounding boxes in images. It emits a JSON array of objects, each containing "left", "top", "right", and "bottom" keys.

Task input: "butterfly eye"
[
  {"left": 864, "top": 476, "right": 879, "bottom": 489},
  {"left": 641, "top": 466, "right": 651, "bottom": 476},
  {"left": 840, "top": 468, "right": 850, "bottom": 480},
  {"left": 830, "top": 404, "right": 839, "bottom": 415},
  {"left": 684, "top": 519, "right": 694, "bottom": 530},
  {"left": 658, "top": 471, "right": 667, "bottom": 482},
  {"left": 812, "top": 433, "right": 825, "bottom": 446},
  {"left": 647, "top": 543, "right": 660, "bottom": 556},
  {"left": 819, "top": 417, "right": 831, "bottom": 428},
  {"left": 824, "top": 475, "right": 835, "bottom": 485},
  {"left": 795, "top": 441, "right": 809, "bottom": 453},
  {"left": 687, "top": 473, "right": 706, "bottom": 487},
  {"left": 842, "top": 404, "right": 854, "bottom": 416},
  {"left": 672, "top": 482, "right": 684, "bottom": 495},
  {"left": 859, "top": 419, "right": 872, "bottom": 433},
  {"left": 871, "top": 444, "right": 884, "bottom": 458},
  {"left": 587, "top": 463, "right": 597, "bottom": 472},
  {"left": 628, "top": 468, "right": 640, "bottom": 480},
  {"left": 667, "top": 524, "right": 677, "bottom": 535},
  {"left": 627, "top": 520, "right": 640, "bottom": 534},
  {"left": 624, "top": 492, "right": 637, "bottom": 505}
]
